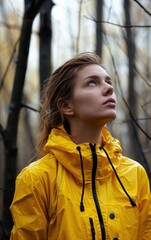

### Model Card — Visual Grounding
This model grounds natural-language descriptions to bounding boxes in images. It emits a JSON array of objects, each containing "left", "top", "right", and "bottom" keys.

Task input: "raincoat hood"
[{"left": 44, "top": 126, "right": 122, "bottom": 183}]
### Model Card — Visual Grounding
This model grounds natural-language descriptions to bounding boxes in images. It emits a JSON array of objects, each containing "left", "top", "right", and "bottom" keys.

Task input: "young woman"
[{"left": 10, "top": 52, "right": 151, "bottom": 239}]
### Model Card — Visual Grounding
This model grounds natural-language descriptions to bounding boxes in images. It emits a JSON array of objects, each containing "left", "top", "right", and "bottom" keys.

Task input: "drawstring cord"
[
  {"left": 100, "top": 147, "right": 136, "bottom": 207},
  {"left": 77, "top": 146, "right": 85, "bottom": 212},
  {"left": 77, "top": 144, "right": 136, "bottom": 212}
]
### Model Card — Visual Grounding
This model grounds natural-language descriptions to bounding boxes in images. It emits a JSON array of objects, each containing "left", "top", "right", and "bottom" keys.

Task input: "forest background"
[{"left": 0, "top": 0, "right": 151, "bottom": 239}]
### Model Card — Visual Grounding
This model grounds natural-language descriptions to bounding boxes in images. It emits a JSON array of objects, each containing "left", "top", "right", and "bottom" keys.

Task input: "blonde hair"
[{"left": 37, "top": 52, "right": 102, "bottom": 157}]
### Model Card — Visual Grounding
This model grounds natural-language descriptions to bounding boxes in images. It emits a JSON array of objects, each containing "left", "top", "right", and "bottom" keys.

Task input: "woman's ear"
[{"left": 57, "top": 98, "right": 74, "bottom": 117}]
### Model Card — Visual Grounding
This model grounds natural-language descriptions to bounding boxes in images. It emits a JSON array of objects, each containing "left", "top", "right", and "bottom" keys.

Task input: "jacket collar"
[{"left": 44, "top": 126, "right": 122, "bottom": 182}]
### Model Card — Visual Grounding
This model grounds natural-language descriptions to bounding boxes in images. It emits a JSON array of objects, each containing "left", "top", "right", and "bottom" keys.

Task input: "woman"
[{"left": 10, "top": 52, "right": 151, "bottom": 239}]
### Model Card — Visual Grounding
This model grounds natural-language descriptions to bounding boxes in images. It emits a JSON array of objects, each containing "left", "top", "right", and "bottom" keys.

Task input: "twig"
[
  {"left": 141, "top": 104, "right": 151, "bottom": 119},
  {"left": 21, "top": 103, "right": 40, "bottom": 112},
  {"left": 143, "top": 100, "right": 151, "bottom": 107},
  {"left": 0, "top": 21, "right": 21, "bottom": 30},
  {"left": 134, "top": 66, "right": 151, "bottom": 88},
  {"left": 0, "top": 21, "right": 39, "bottom": 34},
  {"left": 132, "top": 0, "right": 151, "bottom": 16},
  {"left": 0, "top": 37, "right": 20, "bottom": 91},
  {"left": 84, "top": 16, "right": 151, "bottom": 28},
  {"left": 121, "top": 117, "right": 151, "bottom": 123}
]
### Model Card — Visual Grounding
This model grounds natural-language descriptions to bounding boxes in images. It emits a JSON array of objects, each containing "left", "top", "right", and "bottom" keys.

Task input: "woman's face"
[{"left": 68, "top": 64, "right": 117, "bottom": 125}]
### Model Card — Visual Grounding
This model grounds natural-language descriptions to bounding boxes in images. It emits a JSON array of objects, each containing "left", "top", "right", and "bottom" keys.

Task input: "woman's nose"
[{"left": 103, "top": 84, "right": 114, "bottom": 96}]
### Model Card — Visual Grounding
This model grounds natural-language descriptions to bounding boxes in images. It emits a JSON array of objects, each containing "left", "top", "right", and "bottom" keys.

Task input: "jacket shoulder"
[
  {"left": 121, "top": 156, "right": 147, "bottom": 172},
  {"left": 120, "top": 156, "right": 150, "bottom": 190},
  {"left": 15, "top": 153, "right": 58, "bottom": 201},
  {"left": 18, "top": 153, "right": 57, "bottom": 181}
]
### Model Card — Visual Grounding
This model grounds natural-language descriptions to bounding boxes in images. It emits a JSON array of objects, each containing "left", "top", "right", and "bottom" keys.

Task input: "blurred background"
[{"left": 0, "top": 0, "right": 151, "bottom": 239}]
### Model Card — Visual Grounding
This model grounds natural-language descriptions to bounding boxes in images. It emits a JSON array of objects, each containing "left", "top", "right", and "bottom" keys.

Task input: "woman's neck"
[{"left": 69, "top": 122, "right": 103, "bottom": 145}]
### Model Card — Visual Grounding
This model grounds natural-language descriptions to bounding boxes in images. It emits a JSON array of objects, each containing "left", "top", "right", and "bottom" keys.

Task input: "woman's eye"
[
  {"left": 106, "top": 80, "right": 112, "bottom": 86},
  {"left": 87, "top": 80, "right": 96, "bottom": 86}
]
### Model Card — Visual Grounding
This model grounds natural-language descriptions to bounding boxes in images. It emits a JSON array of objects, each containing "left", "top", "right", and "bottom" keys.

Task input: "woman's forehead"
[{"left": 76, "top": 64, "right": 109, "bottom": 79}]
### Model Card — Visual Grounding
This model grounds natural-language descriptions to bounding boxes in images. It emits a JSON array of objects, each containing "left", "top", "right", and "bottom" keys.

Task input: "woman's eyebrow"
[
  {"left": 105, "top": 76, "right": 112, "bottom": 81},
  {"left": 82, "top": 75, "right": 101, "bottom": 81},
  {"left": 82, "top": 74, "right": 112, "bottom": 81}
]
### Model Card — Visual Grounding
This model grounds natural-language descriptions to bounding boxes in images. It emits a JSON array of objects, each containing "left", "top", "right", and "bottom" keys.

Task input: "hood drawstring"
[
  {"left": 77, "top": 145, "right": 136, "bottom": 212},
  {"left": 100, "top": 147, "right": 136, "bottom": 207},
  {"left": 77, "top": 146, "right": 85, "bottom": 212}
]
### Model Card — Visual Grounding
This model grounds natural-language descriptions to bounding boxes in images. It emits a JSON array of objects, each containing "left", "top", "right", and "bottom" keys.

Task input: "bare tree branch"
[
  {"left": 121, "top": 117, "right": 151, "bottom": 123},
  {"left": 143, "top": 100, "right": 151, "bottom": 107},
  {"left": 132, "top": 0, "right": 151, "bottom": 16},
  {"left": 141, "top": 104, "right": 151, "bottom": 119},
  {"left": 0, "top": 37, "right": 20, "bottom": 91},
  {"left": 84, "top": 15, "right": 151, "bottom": 28},
  {"left": 134, "top": 66, "right": 151, "bottom": 88},
  {"left": 0, "top": 21, "right": 21, "bottom": 30},
  {"left": 0, "top": 21, "right": 39, "bottom": 35},
  {"left": 21, "top": 103, "right": 40, "bottom": 112}
]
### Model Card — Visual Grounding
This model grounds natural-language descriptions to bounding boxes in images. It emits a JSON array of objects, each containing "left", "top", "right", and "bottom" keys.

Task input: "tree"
[
  {"left": 1, "top": 1, "right": 45, "bottom": 238},
  {"left": 123, "top": 0, "right": 150, "bottom": 175}
]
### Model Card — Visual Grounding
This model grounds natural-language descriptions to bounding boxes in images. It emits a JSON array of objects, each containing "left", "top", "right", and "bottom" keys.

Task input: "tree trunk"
[
  {"left": 123, "top": 0, "right": 149, "bottom": 171},
  {"left": 96, "top": 0, "right": 104, "bottom": 56},
  {"left": 2, "top": 1, "right": 44, "bottom": 238},
  {"left": 39, "top": 0, "right": 54, "bottom": 96}
]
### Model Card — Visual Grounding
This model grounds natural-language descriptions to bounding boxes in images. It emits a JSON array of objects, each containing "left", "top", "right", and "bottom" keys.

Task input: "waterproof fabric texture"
[{"left": 10, "top": 126, "right": 151, "bottom": 240}]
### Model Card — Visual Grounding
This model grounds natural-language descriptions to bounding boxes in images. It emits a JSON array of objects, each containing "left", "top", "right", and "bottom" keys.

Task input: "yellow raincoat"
[{"left": 10, "top": 126, "right": 151, "bottom": 239}]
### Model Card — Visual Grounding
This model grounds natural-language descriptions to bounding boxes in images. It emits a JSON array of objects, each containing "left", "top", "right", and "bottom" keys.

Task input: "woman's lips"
[{"left": 103, "top": 98, "right": 116, "bottom": 105}]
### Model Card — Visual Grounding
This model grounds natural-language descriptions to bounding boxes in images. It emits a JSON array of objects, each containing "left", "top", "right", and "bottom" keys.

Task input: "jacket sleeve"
[
  {"left": 10, "top": 166, "right": 49, "bottom": 240},
  {"left": 137, "top": 167, "right": 151, "bottom": 240},
  {"left": 142, "top": 192, "right": 151, "bottom": 240},
  {"left": 143, "top": 192, "right": 151, "bottom": 240}
]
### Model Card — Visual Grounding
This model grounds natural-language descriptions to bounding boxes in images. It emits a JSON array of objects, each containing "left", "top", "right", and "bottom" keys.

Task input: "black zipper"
[
  {"left": 90, "top": 144, "right": 106, "bottom": 240},
  {"left": 89, "top": 218, "right": 96, "bottom": 240}
]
